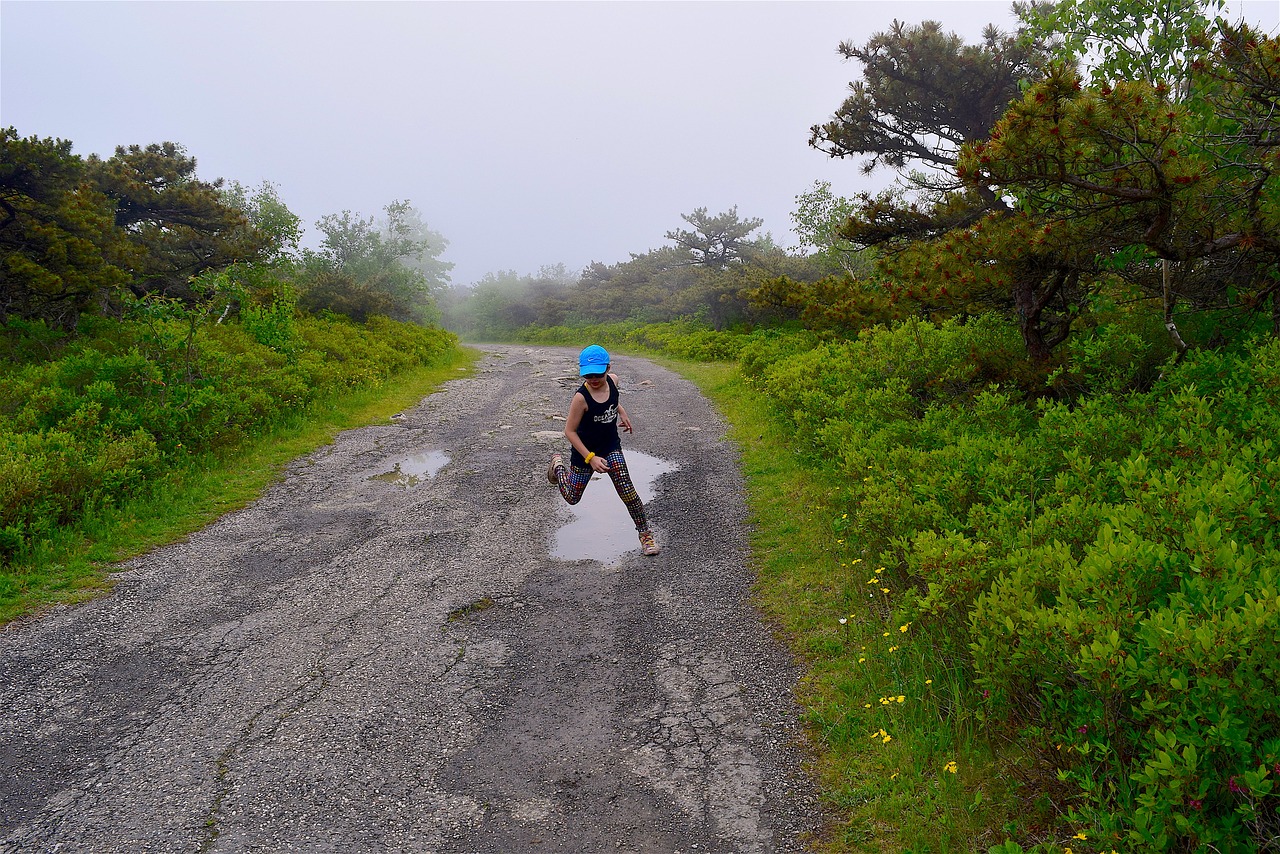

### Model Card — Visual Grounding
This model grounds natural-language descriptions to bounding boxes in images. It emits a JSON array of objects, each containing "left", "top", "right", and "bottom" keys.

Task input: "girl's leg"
[
  {"left": 602, "top": 450, "right": 650, "bottom": 532},
  {"left": 554, "top": 458, "right": 592, "bottom": 505}
]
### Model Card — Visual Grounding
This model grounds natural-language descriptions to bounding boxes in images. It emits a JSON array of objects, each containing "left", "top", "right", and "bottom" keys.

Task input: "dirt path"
[{"left": 0, "top": 345, "right": 820, "bottom": 853}]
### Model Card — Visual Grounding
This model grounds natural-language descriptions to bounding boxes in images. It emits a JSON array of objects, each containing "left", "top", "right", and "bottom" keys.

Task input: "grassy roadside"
[
  {"left": 0, "top": 346, "right": 478, "bottom": 625},
  {"left": 668, "top": 356, "right": 1026, "bottom": 854},
  {"left": 668, "top": 359, "right": 888, "bottom": 848}
]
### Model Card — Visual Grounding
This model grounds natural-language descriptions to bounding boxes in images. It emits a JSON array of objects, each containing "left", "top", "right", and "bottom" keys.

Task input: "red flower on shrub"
[
  {"left": 1228, "top": 776, "right": 1247, "bottom": 794},
  {"left": 1188, "top": 798, "right": 1202, "bottom": 810}
]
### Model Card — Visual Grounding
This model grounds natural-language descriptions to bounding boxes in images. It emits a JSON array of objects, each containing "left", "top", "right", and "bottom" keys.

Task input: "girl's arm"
[{"left": 610, "top": 373, "right": 634, "bottom": 433}]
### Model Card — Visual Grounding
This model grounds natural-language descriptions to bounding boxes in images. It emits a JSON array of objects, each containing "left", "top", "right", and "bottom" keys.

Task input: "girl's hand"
[
  {"left": 590, "top": 455, "right": 610, "bottom": 473},
  {"left": 618, "top": 413, "right": 633, "bottom": 434}
]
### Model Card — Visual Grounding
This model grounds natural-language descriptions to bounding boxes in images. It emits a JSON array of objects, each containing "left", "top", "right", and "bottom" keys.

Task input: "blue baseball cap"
[{"left": 579, "top": 345, "right": 610, "bottom": 376}]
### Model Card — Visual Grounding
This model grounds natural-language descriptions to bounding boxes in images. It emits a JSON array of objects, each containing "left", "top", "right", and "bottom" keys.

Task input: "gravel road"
[{"left": 0, "top": 345, "right": 821, "bottom": 853}]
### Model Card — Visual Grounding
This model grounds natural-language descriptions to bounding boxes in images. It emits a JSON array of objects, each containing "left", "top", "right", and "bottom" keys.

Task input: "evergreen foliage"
[
  {"left": 0, "top": 130, "right": 129, "bottom": 326},
  {"left": 86, "top": 142, "right": 268, "bottom": 303},
  {"left": 0, "top": 130, "right": 460, "bottom": 615}
]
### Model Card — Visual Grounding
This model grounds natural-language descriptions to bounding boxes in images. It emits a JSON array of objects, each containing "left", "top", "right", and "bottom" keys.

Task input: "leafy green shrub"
[
  {"left": 737, "top": 327, "right": 824, "bottom": 378},
  {"left": 240, "top": 297, "right": 300, "bottom": 355},
  {"left": 619, "top": 319, "right": 750, "bottom": 361},
  {"left": 967, "top": 341, "right": 1280, "bottom": 851},
  {"left": 0, "top": 312, "right": 457, "bottom": 567},
  {"left": 514, "top": 318, "right": 767, "bottom": 364},
  {"left": 743, "top": 317, "right": 1280, "bottom": 849}
]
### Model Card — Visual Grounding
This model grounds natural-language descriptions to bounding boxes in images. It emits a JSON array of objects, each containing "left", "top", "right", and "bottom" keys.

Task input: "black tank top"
[{"left": 571, "top": 376, "right": 621, "bottom": 466}]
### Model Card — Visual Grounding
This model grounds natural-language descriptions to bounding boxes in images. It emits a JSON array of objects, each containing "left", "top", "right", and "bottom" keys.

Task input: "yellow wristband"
[{"left": 584, "top": 452, "right": 596, "bottom": 465}]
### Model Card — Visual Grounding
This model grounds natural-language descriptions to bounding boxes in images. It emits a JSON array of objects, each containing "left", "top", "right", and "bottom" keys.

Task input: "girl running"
[{"left": 547, "top": 345, "right": 660, "bottom": 556}]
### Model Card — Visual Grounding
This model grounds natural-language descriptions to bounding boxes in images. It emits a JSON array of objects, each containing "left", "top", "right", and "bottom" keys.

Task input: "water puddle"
[
  {"left": 369, "top": 450, "right": 450, "bottom": 487},
  {"left": 551, "top": 450, "right": 678, "bottom": 565}
]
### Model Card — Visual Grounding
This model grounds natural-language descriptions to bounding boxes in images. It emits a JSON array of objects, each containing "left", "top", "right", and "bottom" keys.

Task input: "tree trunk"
[
  {"left": 1013, "top": 277, "right": 1054, "bottom": 362},
  {"left": 1163, "top": 260, "right": 1189, "bottom": 355}
]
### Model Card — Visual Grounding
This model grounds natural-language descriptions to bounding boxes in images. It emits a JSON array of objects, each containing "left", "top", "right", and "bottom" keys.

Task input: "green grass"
[
  {"left": 668, "top": 358, "right": 1049, "bottom": 854},
  {"left": 0, "top": 346, "right": 478, "bottom": 624}
]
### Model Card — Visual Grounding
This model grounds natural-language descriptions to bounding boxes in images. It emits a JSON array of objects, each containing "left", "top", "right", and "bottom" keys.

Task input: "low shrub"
[
  {"left": 742, "top": 317, "right": 1280, "bottom": 850},
  {"left": 0, "top": 313, "right": 458, "bottom": 568}
]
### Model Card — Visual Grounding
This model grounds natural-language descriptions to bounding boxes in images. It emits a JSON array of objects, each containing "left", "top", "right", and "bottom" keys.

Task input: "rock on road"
[{"left": 0, "top": 345, "right": 821, "bottom": 853}]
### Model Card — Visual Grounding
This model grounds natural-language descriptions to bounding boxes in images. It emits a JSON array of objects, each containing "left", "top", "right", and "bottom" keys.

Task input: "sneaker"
[
  {"left": 547, "top": 453, "right": 563, "bottom": 484},
  {"left": 639, "top": 531, "right": 660, "bottom": 556}
]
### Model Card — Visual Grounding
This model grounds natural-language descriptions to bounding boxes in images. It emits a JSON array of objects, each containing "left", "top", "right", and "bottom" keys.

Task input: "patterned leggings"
[{"left": 555, "top": 449, "right": 650, "bottom": 532}]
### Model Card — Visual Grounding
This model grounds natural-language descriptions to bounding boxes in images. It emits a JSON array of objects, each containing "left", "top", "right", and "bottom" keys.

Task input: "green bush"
[
  {"left": 743, "top": 317, "right": 1280, "bottom": 850},
  {"left": 514, "top": 318, "right": 767, "bottom": 364},
  {"left": 0, "top": 312, "right": 457, "bottom": 567},
  {"left": 240, "top": 297, "right": 300, "bottom": 355},
  {"left": 967, "top": 342, "right": 1280, "bottom": 851}
]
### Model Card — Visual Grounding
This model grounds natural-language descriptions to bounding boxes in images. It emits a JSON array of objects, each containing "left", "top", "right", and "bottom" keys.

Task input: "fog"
[{"left": 3, "top": 1, "right": 1276, "bottom": 287}]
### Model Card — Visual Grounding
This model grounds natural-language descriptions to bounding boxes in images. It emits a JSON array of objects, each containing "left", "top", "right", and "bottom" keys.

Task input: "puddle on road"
[
  {"left": 369, "top": 450, "right": 450, "bottom": 487},
  {"left": 551, "top": 450, "right": 678, "bottom": 565}
]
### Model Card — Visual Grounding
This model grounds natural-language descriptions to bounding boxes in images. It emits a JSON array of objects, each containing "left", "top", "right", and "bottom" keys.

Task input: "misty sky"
[{"left": 4, "top": 1, "right": 1277, "bottom": 288}]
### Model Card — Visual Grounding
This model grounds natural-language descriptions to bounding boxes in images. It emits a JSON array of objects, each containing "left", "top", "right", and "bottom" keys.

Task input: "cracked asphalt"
[{"left": 0, "top": 345, "right": 821, "bottom": 853}]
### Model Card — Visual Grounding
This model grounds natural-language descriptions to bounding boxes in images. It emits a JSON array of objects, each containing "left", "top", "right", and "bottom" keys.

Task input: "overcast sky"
[{"left": 4, "top": 1, "right": 1277, "bottom": 288}]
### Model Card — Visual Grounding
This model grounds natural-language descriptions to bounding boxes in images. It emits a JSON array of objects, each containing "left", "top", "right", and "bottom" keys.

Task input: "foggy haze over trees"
[
  {"left": 429, "top": 0, "right": 1279, "bottom": 357},
  {"left": 443, "top": 205, "right": 824, "bottom": 337},
  {"left": 296, "top": 200, "right": 451, "bottom": 325}
]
